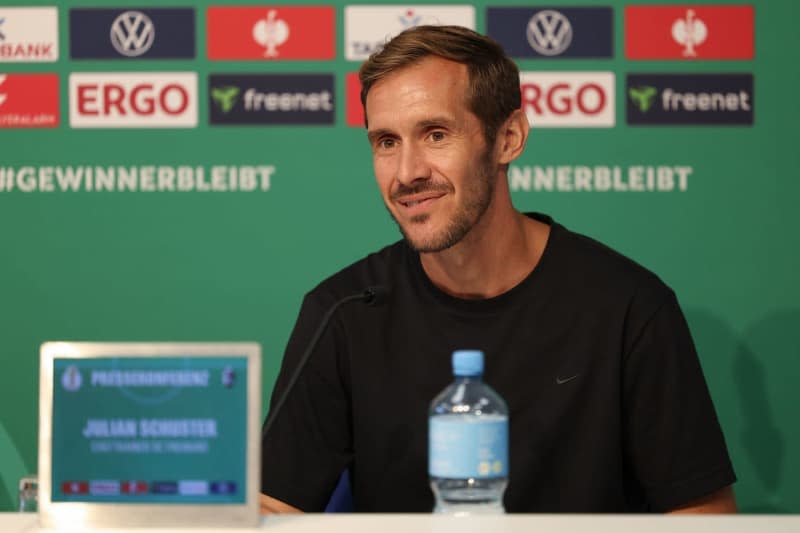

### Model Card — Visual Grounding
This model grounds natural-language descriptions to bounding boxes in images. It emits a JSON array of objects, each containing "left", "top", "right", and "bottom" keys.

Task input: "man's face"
[{"left": 365, "top": 56, "right": 497, "bottom": 253}]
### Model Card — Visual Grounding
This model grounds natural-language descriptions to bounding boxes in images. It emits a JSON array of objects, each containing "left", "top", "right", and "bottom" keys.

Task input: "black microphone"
[{"left": 261, "top": 286, "right": 389, "bottom": 439}]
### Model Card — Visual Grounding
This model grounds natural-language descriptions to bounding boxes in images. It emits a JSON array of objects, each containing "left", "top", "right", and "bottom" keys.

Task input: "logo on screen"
[
  {"left": 0, "top": 73, "right": 59, "bottom": 128},
  {"left": 110, "top": 11, "right": 155, "bottom": 57},
  {"left": 625, "top": 5, "right": 753, "bottom": 60},
  {"left": 399, "top": 9, "right": 422, "bottom": 29},
  {"left": 628, "top": 86, "right": 658, "bottom": 113},
  {"left": 672, "top": 9, "right": 708, "bottom": 57},
  {"left": 626, "top": 74, "right": 754, "bottom": 125},
  {"left": 211, "top": 86, "right": 240, "bottom": 113},
  {"left": 0, "top": 7, "right": 58, "bottom": 62},
  {"left": 221, "top": 366, "right": 236, "bottom": 388},
  {"left": 345, "top": 6, "right": 475, "bottom": 60},
  {"left": 519, "top": 72, "right": 615, "bottom": 127},
  {"left": 70, "top": 8, "right": 194, "bottom": 59},
  {"left": 526, "top": 10, "right": 572, "bottom": 56},
  {"left": 209, "top": 74, "right": 334, "bottom": 125},
  {"left": 207, "top": 6, "right": 333, "bottom": 60},
  {"left": 62, "top": 365, "right": 83, "bottom": 391},
  {"left": 252, "top": 10, "right": 289, "bottom": 57},
  {"left": 69, "top": 72, "right": 198, "bottom": 128},
  {"left": 487, "top": 7, "right": 611, "bottom": 59}
]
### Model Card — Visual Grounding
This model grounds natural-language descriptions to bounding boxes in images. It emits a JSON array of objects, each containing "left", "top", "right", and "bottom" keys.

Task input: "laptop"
[{"left": 38, "top": 342, "right": 261, "bottom": 529}]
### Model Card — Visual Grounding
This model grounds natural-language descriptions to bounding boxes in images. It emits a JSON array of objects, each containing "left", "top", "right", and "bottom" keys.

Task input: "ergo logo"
[
  {"left": 70, "top": 73, "right": 197, "bottom": 128},
  {"left": 77, "top": 84, "right": 189, "bottom": 116},
  {"left": 519, "top": 72, "right": 614, "bottom": 127}
]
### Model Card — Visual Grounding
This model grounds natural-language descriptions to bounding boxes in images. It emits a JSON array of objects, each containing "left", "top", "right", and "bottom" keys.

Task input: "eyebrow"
[
  {"left": 367, "top": 116, "right": 459, "bottom": 143},
  {"left": 366, "top": 128, "right": 392, "bottom": 144}
]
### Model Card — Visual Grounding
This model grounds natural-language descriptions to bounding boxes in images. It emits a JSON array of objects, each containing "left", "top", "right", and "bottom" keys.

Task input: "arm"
[
  {"left": 622, "top": 290, "right": 737, "bottom": 512},
  {"left": 260, "top": 493, "right": 303, "bottom": 514},
  {"left": 667, "top": 486, "right": 738, "bottom": 514}
]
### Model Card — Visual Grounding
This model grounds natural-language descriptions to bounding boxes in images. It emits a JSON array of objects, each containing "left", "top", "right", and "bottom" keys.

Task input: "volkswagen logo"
[
  {"left": 526, "top": 10, "right": 573, "bottom": 56},
  {"left": 110, "top": 10, "right": 155, "bottom": 57}
]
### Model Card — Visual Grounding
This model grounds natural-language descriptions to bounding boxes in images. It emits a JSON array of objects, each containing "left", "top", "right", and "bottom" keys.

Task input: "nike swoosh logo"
[{"left": 556, "top": 374, "right": 579, "bottom": 385}]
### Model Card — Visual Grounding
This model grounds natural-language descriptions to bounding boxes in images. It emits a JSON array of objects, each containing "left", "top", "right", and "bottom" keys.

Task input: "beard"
[{"left": 386, "top": 149, "right": 495, "bottom": 253}]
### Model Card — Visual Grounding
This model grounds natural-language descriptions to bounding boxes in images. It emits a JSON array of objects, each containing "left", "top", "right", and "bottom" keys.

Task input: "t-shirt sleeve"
[
  {"left": 260, "top": 292, "right": 353, "bottom": 511},
  {"left": 622, "top": 289, "right": 736, "bottom": 512}
]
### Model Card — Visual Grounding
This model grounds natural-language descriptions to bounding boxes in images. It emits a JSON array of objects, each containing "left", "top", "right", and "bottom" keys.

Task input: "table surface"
[{"left": 2, "top": 513, "right": 800, "bottom": 533}]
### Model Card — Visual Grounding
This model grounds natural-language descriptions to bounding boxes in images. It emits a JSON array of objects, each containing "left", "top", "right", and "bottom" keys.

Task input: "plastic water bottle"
[{"left": 429, "top": 350, "right": 508, "bottom": 515}]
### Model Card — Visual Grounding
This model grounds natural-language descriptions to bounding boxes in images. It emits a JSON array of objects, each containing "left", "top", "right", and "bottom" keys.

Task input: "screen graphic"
[{"left": 51, "top": 356, "right": 248, "bottom": 504}]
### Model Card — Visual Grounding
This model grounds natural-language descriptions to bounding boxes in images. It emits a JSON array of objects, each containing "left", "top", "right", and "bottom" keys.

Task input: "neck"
[{"left": 419, "top": 184, "right": 550, "bottom": 300}]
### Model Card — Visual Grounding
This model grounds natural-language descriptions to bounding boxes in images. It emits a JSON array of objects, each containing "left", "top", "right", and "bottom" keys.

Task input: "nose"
[{"left": 395, "top": 141, "right": 431, "bottom": 187}]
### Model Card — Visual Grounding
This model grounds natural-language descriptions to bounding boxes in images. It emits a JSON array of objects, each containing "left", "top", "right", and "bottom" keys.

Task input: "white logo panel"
[
  {"left": 345, "top": 5, "right": 475, "bottom": 60},
  {"left": 70, "top": 72, "right": 198, "bottom": 128},
  {"left": 520, "top": 72, "right": 615, "bottom": 128},
  {"left": 0, "top": 7, "right": 59, "bottom": 62}
]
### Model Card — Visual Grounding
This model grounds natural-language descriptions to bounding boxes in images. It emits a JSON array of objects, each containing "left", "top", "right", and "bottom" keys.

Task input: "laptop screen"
[{"left": 39, "top": 342, "right": 261, "bottom": 528}]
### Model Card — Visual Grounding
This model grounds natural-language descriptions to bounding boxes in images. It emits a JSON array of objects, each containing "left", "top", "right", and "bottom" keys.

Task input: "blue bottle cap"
[{"left": 452, "top": 350, "right": 484, "bottom": 377}]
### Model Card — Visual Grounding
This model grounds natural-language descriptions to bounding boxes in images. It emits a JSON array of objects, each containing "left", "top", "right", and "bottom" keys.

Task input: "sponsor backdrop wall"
[{"left": 0, "top": 0, "right": 797, "bottom": 513}]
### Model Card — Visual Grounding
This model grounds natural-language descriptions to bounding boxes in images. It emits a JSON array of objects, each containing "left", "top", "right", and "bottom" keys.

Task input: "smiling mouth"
[{"left": 401, "top": 197, "right": 437, "bottom": 208}]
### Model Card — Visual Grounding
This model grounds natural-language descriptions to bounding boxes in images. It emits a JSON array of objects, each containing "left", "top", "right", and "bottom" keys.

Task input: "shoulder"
[
  {"left": 305, "top": 240, "right": 411, "bottom": 306},
  {"left": 537, "top": 214, "right": 676, "bottom": 317}
]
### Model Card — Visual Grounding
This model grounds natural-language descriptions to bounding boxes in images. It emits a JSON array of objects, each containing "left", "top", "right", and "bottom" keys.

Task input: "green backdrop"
[{"left": 0, "top": 0, "right": 798, "bottom": 513}]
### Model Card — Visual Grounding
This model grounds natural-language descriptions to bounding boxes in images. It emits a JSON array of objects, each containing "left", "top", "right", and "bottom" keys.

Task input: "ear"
[{"left": 495, "top": 109, "right": 529, "bottom": 165}]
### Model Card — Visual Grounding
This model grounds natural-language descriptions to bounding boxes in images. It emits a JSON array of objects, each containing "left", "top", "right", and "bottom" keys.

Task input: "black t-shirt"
[{"left": 261, "top": 213, "right": 736, "bottom": 512}]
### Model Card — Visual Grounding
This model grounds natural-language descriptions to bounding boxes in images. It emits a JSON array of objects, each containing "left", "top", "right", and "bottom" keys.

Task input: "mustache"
[{"left": 391, "top": 182, "right": 453, "bottom": 200}]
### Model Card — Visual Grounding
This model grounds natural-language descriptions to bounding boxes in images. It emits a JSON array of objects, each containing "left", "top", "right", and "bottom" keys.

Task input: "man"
[{"left": 261, "top": 26, "right": 737, "bottom": 513}]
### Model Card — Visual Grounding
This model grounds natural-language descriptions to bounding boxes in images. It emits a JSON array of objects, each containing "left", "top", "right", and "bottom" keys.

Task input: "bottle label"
[{"left": 429, "top": 415, "right": 508, "bottom": 478}]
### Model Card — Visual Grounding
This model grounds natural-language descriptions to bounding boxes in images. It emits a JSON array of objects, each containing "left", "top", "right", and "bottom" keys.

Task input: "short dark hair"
[{"left": 358, "top": 25, "right": 521, "bottom": 146}]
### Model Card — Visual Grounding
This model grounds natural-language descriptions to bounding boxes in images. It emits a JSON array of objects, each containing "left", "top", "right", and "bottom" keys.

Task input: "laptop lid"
[{"left": 38, "top": 342, "right": 261, "bottom": 528}]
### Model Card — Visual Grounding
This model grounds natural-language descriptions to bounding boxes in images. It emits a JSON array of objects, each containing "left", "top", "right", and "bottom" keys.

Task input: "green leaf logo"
[
  {"left": 212, "top": 86, "right": 240, "bottom": 113},
  {"left": 628, "top": 86, "right": 658, "bottom": 113}
]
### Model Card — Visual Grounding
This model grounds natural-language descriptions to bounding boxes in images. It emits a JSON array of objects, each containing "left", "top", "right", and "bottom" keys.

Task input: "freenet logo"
[
  {"left": 626, "top": 5, "right": 754, "bottom": 60},
  {"left": 69, "top": 72, "right": 198, "bottom": 128},
  {"left": 207, "top": 7, "right": 335, "bottom": 60},
  {"left": 519, "top": 72, "right": 615, "bottom": 127},
  {"left": 70, "top": 8, "right": 195, "bottom": 59},
  {"left": 627, "top": 74, "right": 754, "bottom": 125},
  {"left": 487, "top": 7, "right": 612, "bottom": 59},
  {"left": 209, "top": 74, "right": 334, "bottom": 125},
  {"left": 345, "top": 6, "right": 475, "bottom": 61},
  {"left": 0, "top": 7, "right": 58, "bottom": 62},
  {"left": 0, "top": 73, "right": 59, "bottom": 128}
]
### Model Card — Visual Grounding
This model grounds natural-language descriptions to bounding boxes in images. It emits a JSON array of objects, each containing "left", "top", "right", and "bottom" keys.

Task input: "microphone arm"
[{"left": 261, "top": 286, "right": 387, "bottom": 439}]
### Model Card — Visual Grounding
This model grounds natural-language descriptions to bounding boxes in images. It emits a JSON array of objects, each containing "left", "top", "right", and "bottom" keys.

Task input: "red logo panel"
[
  {"left": 207, "top": 6, "right": 335, "bottom": 60},
  {"left": 346, "top": 72, "right": 365, "bottom": 128},
  {"left": 0, "top": 73, "right": 59, "bottom": 128},
  {"left": 626, "top": 5, "right": 754, "bottom": 60}
]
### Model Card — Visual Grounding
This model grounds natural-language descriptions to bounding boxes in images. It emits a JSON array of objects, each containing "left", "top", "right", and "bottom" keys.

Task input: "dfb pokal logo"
[
  {"left": 526, "top": 10, "right": 572, "bottom": 56},
  {"left": 61, "top": 365, "right": 82, "bottom": 392},
  {"left": 672, "top": 9, "right": 707, "bottom": 57},
  {"left": 252, "top": 10, "right": 289, "bottom": 57},
  {"left": 110, "top": 10, "right": 155, "bottom": 57}
]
